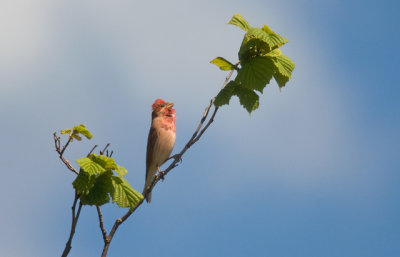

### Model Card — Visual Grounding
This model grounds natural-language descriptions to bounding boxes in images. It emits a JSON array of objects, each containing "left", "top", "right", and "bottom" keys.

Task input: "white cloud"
[{"left": 0, "top": 1, "right": 51, "bottom": 90}]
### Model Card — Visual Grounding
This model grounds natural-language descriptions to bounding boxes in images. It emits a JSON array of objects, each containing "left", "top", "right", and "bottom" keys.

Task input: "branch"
[
  {"left": 181, "top": 68, "right": 234, "bottom": 149},
  {"left": 96, "top": 206, "right": 108, "bottom": 243},
  {"left": 100, "top": 197, "right": 143, "bottom": 257},
  {"left": 100, "top": 68, "right": 236, "bottom": 257},
  {"left": 55, "top": 134, "right": 98, "bottom": 257},
  {"left": 100, "top": 143, "right": 110, "bottom": 156},
  {"left": 87, "top": 145, "right": 98, "bottom": 156},
  {"left": 60, "top": 135, "right": 73, "bottom": 156},
  {"left": 53, "top": 133, "right": 79, "bottom": 175},
  {"left": 146, "top": 68, "right": 236, "bottom": 194},
  {"left": 61, "top": 193, "right": 83, "bottom": 257},
  {"left": 96, "top": 145, "right": 113, "bottom": 246}
]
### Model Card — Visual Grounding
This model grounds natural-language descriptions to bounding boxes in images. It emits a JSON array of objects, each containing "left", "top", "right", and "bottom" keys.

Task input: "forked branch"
[
  {"left": 99, "top": 68, "right": 236, "bottom": 257},
  {"left": 53, "top": 133, "right": 79, "bottom": 175},
  {"left": 54, "top": 68, "right": 236, "bottom": 257}
]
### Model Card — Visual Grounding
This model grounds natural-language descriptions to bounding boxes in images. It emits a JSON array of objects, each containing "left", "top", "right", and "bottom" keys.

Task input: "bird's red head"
[{"left": 152, "top": 99, "right": 174, "bottom": 111}]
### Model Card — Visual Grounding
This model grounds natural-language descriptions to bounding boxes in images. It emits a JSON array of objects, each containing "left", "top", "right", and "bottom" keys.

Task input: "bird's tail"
[
  {"left": 143, "top": 166, "right": 157, "bottom": 203},
  {"left": 144, "top": 191, "right": 152, "bottom": 203},
  {"left": 142, "top": 182, "right": 152, "bottom": 203}
]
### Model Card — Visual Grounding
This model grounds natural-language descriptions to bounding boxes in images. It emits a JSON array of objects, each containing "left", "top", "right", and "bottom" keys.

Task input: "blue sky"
[{"left": 1, "top": 0, "right": 399, "bottom": 256}]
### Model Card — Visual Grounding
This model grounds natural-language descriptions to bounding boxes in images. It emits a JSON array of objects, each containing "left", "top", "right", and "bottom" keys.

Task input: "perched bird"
[{"left": 143, "top": 99, "right": 176, "bottom": 202}]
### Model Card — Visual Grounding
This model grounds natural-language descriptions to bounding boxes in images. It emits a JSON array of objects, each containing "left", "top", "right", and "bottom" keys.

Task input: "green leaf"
[
  {"left": 210, "top": 57, "right": 236, "bottom": 71},
  {"left": 214, "top": 13, "right": 295, "bottom": 113},
  {"left": 273, "top": 72, "right": 290, "bottom": 88},
  {"left": 73, "top": 171, "right": 96, "bottom": 195},
  {"left": 247, "top": 27, "right": 288, "bottom": 49},
  {"left": 264, "top": 48, "right": 282, "bottom": 57},
  {"left": 214, "top": 80, "right": 260, "bottom": 113},
  {"left": 72, "top": 124, "right": 93, "bottom": 139},
  {"left": 234, "top": 87, "right": 259, "bottom": 114},
  {"left": 238, "top": 33, "right": 284, "bottom": 63},
  {"left": 235, "top": 56, "right": 274, "bottom": 92},
  {"left": 273, "top": 54, "right": 295, "bottom": 78},
  {"left": 76, "top": 157, "right": 106, "bottom": 175},
  {"left": 214, "top": 81, "right": 237, "bottom": 107},
  {"left": 72, "top": 134, "right": 82, "bottom": 141},
  {"left": 89, "top": 153, "right": 117, "bottom": 170},
  {"left": 80, "top": 171, "right": 113, "bottom": 206},
  {"left": 227, "top": 13, "right": 250, "bottom": 32},
  {"left": 238, "top": 37, "right": 268, "bottom": 63},
  {"left": 60, "top": 128, "right": 71, "bottom": 134},
  {"left": 111, "top": 176, "right": 143, "bottom": 208},
  {"left": 115, "top": 165, "right": 127, "bottom": 177},
  {"left": 261, "top": 25, "right": 274, "bottom": 34},
  {"left": 272, "top": 54, "right": 295, "bottom": 88}
]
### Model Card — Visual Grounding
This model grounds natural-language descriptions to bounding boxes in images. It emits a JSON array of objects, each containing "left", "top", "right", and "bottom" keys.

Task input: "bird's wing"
[{"left": 145, "top": 125, "right": 158, "bottom": 182}]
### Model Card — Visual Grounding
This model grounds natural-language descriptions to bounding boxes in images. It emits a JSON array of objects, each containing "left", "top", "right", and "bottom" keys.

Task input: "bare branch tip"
[{"left": 100, "top": 143, "right": 110, "bottom": 155}]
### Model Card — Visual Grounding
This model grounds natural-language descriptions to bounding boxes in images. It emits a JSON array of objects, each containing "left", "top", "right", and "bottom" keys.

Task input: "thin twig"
[
  {"left": 191, "top": 106, "right": 219, "bottom": 145},
  {"left": 96, "top": 206, "right": 108, "bottom": 243},
  {"left": 87, "top": 145, "right": 98, "bottom": 156},
  {"left": 60, "top": 136, "right": 73, "bottom": 156},
  {"left": 55, "top": 133, "right": 97, "bottom": 257},
  {"left": 100, "top": 198, "right": 144, "bottom": 257},
  {"left": 100, "top": 68, "right": 237, "bottom": 256},
  {"left": 100, "top": 143, "right": 110, "bottom": 155},
  {"left": 190, "top": 99, "right": 214, "bottom": 141},
  {"left": 61, "top": 193, "right": 82, "bottom": 257},
  {"left": 53, "top": 133, "right": 79, "bottom": 175}
]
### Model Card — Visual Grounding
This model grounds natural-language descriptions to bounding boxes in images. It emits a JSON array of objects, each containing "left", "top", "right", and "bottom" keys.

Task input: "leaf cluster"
[
  {"left": 60, "top": 125, "right": 143, "bottom": 208},
  {"left": 73, "top": 153, "right": 143, "bottom": 207},
  {"left": 211, "top": 14, "right": 295, "bottom": 113},
  {"left": 61, "top": 124, "right": 93, "bottom": 141}
]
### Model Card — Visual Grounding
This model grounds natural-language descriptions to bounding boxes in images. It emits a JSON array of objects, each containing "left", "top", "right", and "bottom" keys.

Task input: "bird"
[{"left": 143, "top": 99, "right": 176, "bottom": 202}]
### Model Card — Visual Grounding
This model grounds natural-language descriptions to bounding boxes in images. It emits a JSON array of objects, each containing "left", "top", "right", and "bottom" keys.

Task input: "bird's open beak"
[{"left": 166, "top": 102, "right": 174, "bottom": 108}]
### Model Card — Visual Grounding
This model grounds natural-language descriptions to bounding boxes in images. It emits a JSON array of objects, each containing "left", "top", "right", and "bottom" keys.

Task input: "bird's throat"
[{"left": 154, "top": 116, "right": 176, "bottom": 133}]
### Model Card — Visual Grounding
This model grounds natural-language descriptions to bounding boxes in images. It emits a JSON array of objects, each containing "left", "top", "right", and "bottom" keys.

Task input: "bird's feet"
[
  {"left": 157, "top": 167, "right": 166, "bottom": 180},
  {"left": 168, "top": 154, "right": 182, "bottom": 163}
]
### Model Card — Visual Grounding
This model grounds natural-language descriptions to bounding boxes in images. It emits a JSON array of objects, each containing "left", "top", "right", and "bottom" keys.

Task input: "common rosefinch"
[{"left": 142, "top": 99, "right": 176, "bottom": 202}]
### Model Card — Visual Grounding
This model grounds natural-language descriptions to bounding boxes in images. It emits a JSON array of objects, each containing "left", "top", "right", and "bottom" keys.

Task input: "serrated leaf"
[
  {"left": 210, "top": 57, "right": 235, "bottom": 71},
  {"left": 247, "top": 27, "right": 288, "bottom": 49},
  {"left": 264, "top": 48, "right": 282, "bottom": 57},
  {"left": 73, "top": 171, "right": 96, "bottom": 195},
  {"left": 234, "top": 87, "right": 259, "bottom": 114},
  {"left": 76, "top": 157, "right": 106, "bottom": 175},
  {"left": 227, "top": 13, "right": 250, "bottom": 32},
  {"left": 273, "top": 54, "right": 295, "bottom": 78},
  {"left": 215, "top": 14, "right": 294, "bottom": 112},
  {"left": 214, "top": 81, "right": 237, "bottom": 107},
  {"left": 273, "top": 72, "right": 290, "bottom": 88},
  {"left": 111, "top": 176, "right": 143, "bottom": 208},
  {"left": 89, "top": 153, "right": 117, "bottom": 170},
  {"left": 235, "top": 56, "right": 274, "bottom": 93},
  {"left": 72, "top": 124, "right": 93, "bottom": 139},
  {"left": 115, "top": 165, "right": 127, "bottom": 177},
  {"left": 80, "top": 171, "right": 113, "bottom": 206},
  {"left": 61, "top": 129, "right": 71, "bottom": 134}
]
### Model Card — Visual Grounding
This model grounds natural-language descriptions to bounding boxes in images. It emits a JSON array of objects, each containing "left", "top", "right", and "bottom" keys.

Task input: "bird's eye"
[{"left": 160, "top": 104, "right": 165, "bottom": 107}]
